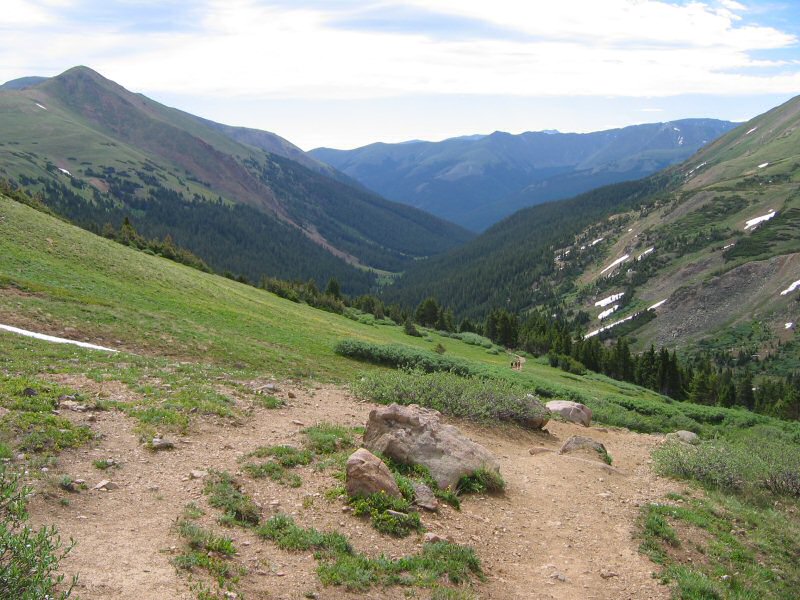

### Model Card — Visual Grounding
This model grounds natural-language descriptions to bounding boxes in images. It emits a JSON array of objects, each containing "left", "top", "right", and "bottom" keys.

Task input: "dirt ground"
[{"left": 27, "top": 382, "right": 677, "bottom": 600}]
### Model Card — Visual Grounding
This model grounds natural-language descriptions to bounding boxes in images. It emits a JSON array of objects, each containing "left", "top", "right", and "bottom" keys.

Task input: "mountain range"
[
  {"left": 311, "top": 119, "right": 737, "bottom": 231},
  {"left": 386, "top": 94, "right": 800, "bottom": 370},
  {"left": 0, "top": 67, "right": 472, "bottom": 294}
]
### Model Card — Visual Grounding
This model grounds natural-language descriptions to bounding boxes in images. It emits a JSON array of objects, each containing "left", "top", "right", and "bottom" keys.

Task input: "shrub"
[
  {"left": 203, "top": 471, "right": 261, "bottom": 525},
  {"left": 456, "top": 468, "right": 506, "bottom": 494},
  {"left": 0, "top": 465, "right": 76, "bottom": 599},
  {"left": 334, "top": 340, "right": 476, "bottom": 376},
  {"left": 653, "top": 427, "right": 800, "bottom": 498},
  {"left": 349, "top": 491, "right": 422, "bottom": 537},
  {"left": 352, "top": 369, "right": 549, "bottom": 428}
]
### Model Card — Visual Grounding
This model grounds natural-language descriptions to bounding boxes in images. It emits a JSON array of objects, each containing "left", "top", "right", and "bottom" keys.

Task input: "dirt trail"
[{"left": 28, "top": 383, "right": 675, "bottom": 600}]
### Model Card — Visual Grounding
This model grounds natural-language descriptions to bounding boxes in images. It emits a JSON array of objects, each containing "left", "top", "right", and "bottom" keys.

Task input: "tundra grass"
[{"left": 639, "top": 493, "right": 800, "bottom": 600}]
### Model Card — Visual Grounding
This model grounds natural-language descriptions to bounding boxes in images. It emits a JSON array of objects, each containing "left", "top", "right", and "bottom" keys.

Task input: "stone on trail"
[
  {"left": 363, "top": 403, "right": 499, "bottom": 490},
  {"left": 345, "top": 448, "right": 402, "bottom": 499},
  {"left": 545, "top": 400, "right": 592, "bottom": 427},
  {"left": 558, "top": 435, "right": 607, "bottom": 460},
  {"left": 522, "top": 394, "right": 551, "bottom": 429},
  {"left": 667, "top": 430, "right": 700, "bottom": 445},
  {"left": 151, "top": 437, "right": 175, "bottom": 451},
  {"left": 412, "top": 481, "right": 439, "bottom": 512}
]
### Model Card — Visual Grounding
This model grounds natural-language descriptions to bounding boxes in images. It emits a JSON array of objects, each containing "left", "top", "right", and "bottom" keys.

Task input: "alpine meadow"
[{"left": 1, "top": 3, "right": 800, "bottom": 600}]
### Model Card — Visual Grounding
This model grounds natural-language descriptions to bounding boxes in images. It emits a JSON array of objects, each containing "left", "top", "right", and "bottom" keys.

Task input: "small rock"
[
  {"left": 291, "top": 420, "right": 305, "bottom": 426},
  {"left": 385, "top": 509, "right": 408, "bottom": 518},
  {"left": 550, "top": 572, "right": 567, "bottom": 582},
  {"left": 345, "top": 448, "right": 402, "bottom": 499},
  {"left": 558, "top": 435, "right": 607, "bottom": 459},
  {"left": 93, "top": 479, "right": 117, "bottom": 491},
  {"left": 412, "top": 482, "right": 439, "bottom": 512},
  {"left": 529, "top": 447, "right": 551, "bottom": 455},
  {"left": 600, "top": 569, "right": 619, "bottom": 578},
  {"left": 424, "top": 532, "right": 448, "bottom": 544},
  {"left": 667, "top": 430, "right": 700, "bottom": 445},
  {"left": 189, "top": 470, "right": 207, "bottom": 480},
  {"left": 22, "top": 387, "right": 38, "bottom": 397},
  {"left": 151, "top": 437, "right": 175, "bottom": 451},
  {"left": 287, "top": 391, "right": 296, "bottom": 399}
]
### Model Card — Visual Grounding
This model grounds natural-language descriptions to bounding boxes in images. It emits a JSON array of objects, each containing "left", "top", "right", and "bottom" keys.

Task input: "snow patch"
[
  {"left": 723, "top": 243, "right": 735, "bottom": 250},
  {"left": 0, "top": 323, "right": 118, "bottom": 352},
  {"left": 590, "top": 237, "right": 604, "bottom": 246},
  {"left": 745, "top": 126, "right": 758, "bottom": 135},
  {"left": 687, "top": 161, "right": 707, "bottom": 176},
  {"left": 786, "top": 322, "right": 794, "bottom": 330},
  {"left": 637, "top": 247, "right": 654, "bottom": 260},
  {"left": 757, "top": 162, "right": 769, "bottom": 169},
  {"left": 600, "top": 254, "right": 630, "bottom": 275},
  {"left": 35, "top": 102, "right": 47, "bottom": 110},
  {"left": 595, "top": 292, "right": 624, "bottom": 308},
  {"left": 677, "top": 136, "right": 684, "bottom": 146},
  {"left": 649, "top": 299, "right": 667, "bottom": 310},
  {"left": 598, "top": 305, "right": 618, "bottom": 320},
  {"left": 744, "top": 210, "right": 776, "bottom": 230},
  {"left": 780, "top": 279, "right": 800, "bottom": 296},
  {"left": 58, "top": 167, "right": 72, "bottom": 177},
  {"left": 585, "top": 314, "right": 636, "bottom": 338}
]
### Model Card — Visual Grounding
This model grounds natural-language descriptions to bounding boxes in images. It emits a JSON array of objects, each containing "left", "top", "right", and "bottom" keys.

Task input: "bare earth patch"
[{"left": 28, "top": 384, "right": 676, "bottom": 600}]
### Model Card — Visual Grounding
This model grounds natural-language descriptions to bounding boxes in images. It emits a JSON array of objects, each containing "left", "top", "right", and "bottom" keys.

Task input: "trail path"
[{"left": 28, "top": 379, "right": 675, "bottom": 600}]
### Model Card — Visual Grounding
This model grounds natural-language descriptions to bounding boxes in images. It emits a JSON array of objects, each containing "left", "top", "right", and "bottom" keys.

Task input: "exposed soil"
[{"left": 27, "top": 382, "right": 678, "bottom": 600}]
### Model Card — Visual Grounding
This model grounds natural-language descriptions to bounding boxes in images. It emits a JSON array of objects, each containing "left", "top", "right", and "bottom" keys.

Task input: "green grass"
[
  {"left": 258, "top": 514, "right": 482, "bottom": 592},
  {"left": 202, "top": 471, "right": 260, "bottom": 527},
  {"left": 349, "top": 491, "right": 423, "bottom": 537},
  {"left": 639, "top": 494, "right": 800, "bottom": 599},
  {"left": 302, "top": 423, "right": 356, "bottom": 455}
]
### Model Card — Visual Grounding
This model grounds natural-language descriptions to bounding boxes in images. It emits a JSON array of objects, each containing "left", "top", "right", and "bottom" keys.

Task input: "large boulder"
[
  {"left": 546, "top": 400, "right": 592, "bottom": 427},
  {"left": 363, "top": 403, "right": 499, "bottom": 490},
  {"left": 345, "top": 448, "right": 402, "bottom": 499}
]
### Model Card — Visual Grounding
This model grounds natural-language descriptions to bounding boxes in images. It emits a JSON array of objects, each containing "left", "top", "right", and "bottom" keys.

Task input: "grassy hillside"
[
  {"left": 0, "top": 67, "right": 472, "bottom": 294},
  {"left": 6, "top": 192, "right": 796, "bottom": 440}
]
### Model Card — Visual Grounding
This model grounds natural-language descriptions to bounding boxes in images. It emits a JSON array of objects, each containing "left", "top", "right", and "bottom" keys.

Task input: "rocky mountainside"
[
  {"left": 388, "top": 95, "right": 800, "bottom": 368},
  {"left": 0, "top": 66, "right": 472, "bottom": 293},
  {"left": 311, "top": 119, "right": 736, "bottom": 231}
]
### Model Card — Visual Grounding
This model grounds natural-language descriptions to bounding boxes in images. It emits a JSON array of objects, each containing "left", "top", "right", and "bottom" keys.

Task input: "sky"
[{"left": 1, "top": 0, "right": 800, "bottom": 149}]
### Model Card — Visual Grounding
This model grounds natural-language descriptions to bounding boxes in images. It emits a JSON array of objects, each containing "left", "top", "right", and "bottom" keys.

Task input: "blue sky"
[{"left": 1, "top": 1, "right": 799, "bottom": 149}]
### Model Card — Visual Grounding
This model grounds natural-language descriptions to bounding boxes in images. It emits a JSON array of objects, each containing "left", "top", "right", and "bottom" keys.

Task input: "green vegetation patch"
[
  {"left": 653, "top": 426, "right": 800, "bottom": 499},
  {"left": 349, "top": 491, "right": 423, "bottom": 537},
  {"left": 334, "top": 339, "right": 476, "bottom": 376},
  {"left": 638, "top": 494, "right": 800, "bottom": 599},
  {"left": 352, "top": 369, "right": 549, "bottom": 428},
  {"left": 259, "top": 514, "right": 482, "bottom": 592},
  {"left": 0, "top": 465, "right": 77, "bottom": 599},
  {"left": 302, "top": 423, "right": 356, "bottom": 455},
  {"left": 202, "top": 471, "right": 260, "bottom": 526}
]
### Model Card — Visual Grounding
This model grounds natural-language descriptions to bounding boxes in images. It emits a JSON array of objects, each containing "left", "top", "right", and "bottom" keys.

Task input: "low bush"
[
  {"left": 352, "top": 369, "right": 549, "bottom": 428},
  {"left": 349, "top": 491, "right": 422, "bottom": 537},
  {"left": 203, "top": 471, "right": 261, "bottom": 526},
  {"left": 0, "top": 465, "right": 76, "bottom": 599},
  {"left": 653, "top": 427, "right": 800, "bottom": 498},
  {"left": 334, "top": 340, "right": 476, "bottom": 376}
]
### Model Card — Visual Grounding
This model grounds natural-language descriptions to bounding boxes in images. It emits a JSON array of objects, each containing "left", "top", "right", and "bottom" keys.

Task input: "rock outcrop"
[
  {"left": 363, "top": 403, "right": 499, "bottom": 490},
  {"left": 546, "top": 400, "right": 592, "bottom": 427},
  {"left": 345, "top": 448, "right": 402, "bottom": 499}
]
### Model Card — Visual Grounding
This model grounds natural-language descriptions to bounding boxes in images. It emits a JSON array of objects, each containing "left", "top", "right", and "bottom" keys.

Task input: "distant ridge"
[{"left": 311, "top": 119, "right": 737, "bottom": 231}]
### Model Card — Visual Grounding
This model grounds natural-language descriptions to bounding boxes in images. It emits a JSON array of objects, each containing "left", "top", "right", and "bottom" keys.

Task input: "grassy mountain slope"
[
  {"left": 311, "top": 119, "right": 735, "bottom": 231},
  {"left": 0, "top": 192, "right": 675, "bottom": 413},
  {"left": 391, "top": 95, "right": 800, "bottom": 369},
  {"left": 0, "top": 67, "right": 472, "bottom": 293}
]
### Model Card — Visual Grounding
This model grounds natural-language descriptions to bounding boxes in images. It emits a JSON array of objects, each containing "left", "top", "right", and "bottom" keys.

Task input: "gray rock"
[
  {"left": 412, "top": 482, "right": 439, "bottom": 512},
  {"left": 558, "top": 435, "right": 607, "bottom": 460},
  {"left": 345, "top": 448, "right": 402, "bottom": 499},
  {"left": 546, "top": 400, "right": 592, "bottom": 427},
  {"left": 22, "top": 387, "right": 37, "bottom": 397},
  {"left": 424, "top": 532, "right": 450, "bottom": 544},
  {"left": 521, "top": 394, "right": 551, "bottom": 429},
  {"left": 151, "top": 437, "right": 175, "bottom": 451},
  {"left": 668, "top": 430, "right": 700, "bottom": 445},
  {"left": 363, "top": 403, "right": 499, "bottom": 490}
]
